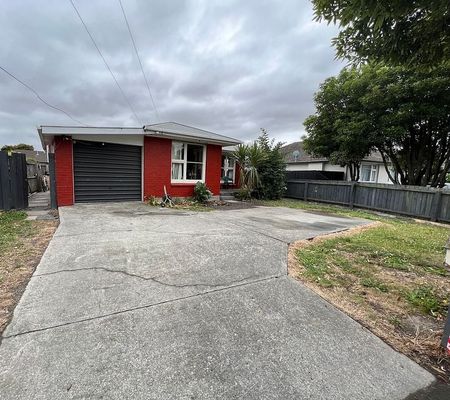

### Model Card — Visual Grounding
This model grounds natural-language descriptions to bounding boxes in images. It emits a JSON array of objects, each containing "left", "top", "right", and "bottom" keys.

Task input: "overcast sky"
[{"left": 0, "top": 0, "right": 343, "bottom": 150}]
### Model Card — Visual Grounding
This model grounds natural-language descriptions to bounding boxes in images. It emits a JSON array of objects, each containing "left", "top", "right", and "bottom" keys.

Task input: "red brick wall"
[
  {"left": 54, "top": 136, "right": 74, "bottom": 206},
  {"left": 143, "top": 137, "right": 222, "bottom": 198}
]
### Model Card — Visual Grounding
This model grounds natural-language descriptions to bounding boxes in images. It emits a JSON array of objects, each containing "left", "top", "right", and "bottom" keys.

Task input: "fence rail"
[{"left": 286, "top": 180, "right": 450, "bottom": 223}]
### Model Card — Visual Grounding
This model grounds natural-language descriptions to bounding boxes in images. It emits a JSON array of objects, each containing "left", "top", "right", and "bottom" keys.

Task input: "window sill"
[{"left": 171, "top": 181, "right": 203, "bottom": 186}]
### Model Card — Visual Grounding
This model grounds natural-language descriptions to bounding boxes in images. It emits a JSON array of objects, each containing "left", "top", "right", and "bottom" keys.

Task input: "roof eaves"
[{"left": 145, "top": 130, "right": 241, "bottom": 146}]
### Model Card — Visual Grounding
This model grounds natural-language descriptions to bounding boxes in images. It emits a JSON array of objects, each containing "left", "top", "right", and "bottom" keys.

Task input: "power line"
[
  {"left": 68, "top": 0, "right": 142, "bottom": 125},
  {"left": 0, "top": 65, "right": 87, "bottom": 126},
  {"left": 118, "top": 0, "right": 160, "bottom": 122}
]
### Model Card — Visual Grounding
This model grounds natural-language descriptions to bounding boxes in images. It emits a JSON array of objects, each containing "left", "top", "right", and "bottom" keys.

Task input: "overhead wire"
[
  {"left": 68, "top": 0, "right": 142, "bottom": 125},
  {"left": 0, "top": 65, "right": 87, "bottom": 126},
  {"left": 118, "top": 0, "right": 160, "bottom": 122}
]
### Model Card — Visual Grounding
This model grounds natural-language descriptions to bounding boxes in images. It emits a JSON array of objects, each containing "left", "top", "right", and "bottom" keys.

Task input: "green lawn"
[
  {"left": 257, "top": 198, "right": 388, "bottom": 221},
  {"left": 0, "top": 211, "right": 33, "bottom": 252}
]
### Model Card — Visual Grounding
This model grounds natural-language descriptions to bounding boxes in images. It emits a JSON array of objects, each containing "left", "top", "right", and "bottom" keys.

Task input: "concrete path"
[{"left": 0, "top": 203, "right": 434, "bottom": 399}]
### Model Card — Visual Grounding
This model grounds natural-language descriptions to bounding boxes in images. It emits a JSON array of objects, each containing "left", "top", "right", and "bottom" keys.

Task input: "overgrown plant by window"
[
  {"left": 193, "top": 182, "right": 212, "bottom": 203},
  {"left": 232, "top": 129, "right": 286, "bottom": 200}
]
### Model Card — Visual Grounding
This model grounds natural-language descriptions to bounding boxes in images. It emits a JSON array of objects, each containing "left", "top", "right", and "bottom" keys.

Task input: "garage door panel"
[
  {"left": 73, "top": 141, "right": 142, "bottom": 203},
  {"left": 74, "top": 164, "right": 141, "bottom": 172},
  {"left": 74, "top": 152, "right": 141, "bottom": 163}
]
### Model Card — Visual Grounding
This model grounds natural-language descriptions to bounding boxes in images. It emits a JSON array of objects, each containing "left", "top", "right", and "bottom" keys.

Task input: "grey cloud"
[{"left": 0, "top": 0, "right": 342, "bottom": 149}]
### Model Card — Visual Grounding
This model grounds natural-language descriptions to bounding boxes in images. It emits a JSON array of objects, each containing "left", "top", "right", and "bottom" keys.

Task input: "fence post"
[
  {"left": 442, "top": 239, "right": 450, "bottom": 354},
  {"left": 442, "top": 308, "right": 450, "bottom": 354},
  {"left": 304, "top": 182, "right": 309, "bottom": 201},
  {"left": 431, "top": 189, "right": 443, "bottom": 222},
  {"left": 349, "top": 182, "right": 356, "bottom": 209},
  {"left": 0, "top": 152, "right": 11, "bottom": 210}
]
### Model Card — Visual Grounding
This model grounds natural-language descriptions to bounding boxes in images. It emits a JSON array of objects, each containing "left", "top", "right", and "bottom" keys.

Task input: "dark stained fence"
[
  {"left": 0, "top": 152, "right": 28, "bottom": 210},
  {"left": 286, "top": 180, "right": 450, "bottom": 223},
  {"left": 286, "top": 170, "right": 345, "bottom": 181}
]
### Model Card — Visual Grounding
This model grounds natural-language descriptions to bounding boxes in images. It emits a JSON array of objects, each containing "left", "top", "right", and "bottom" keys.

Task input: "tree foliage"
[
  {"left": 254, "top": 129, "right": 287, "bottom": 200},
  {"left": 312, "top": 0, "right": 450, "bottom": 66},
  {"left": 1, "top": 143, "right": 34, "bottom": 151},
  {"left": 232, "top": 129, "right": 286, "bottom": 199},
  {"left": 304, "top": 68, "right": 374, "bottom": 181},
  {"left": 304, "top": 63, "right": 450, "bottom": 187}
]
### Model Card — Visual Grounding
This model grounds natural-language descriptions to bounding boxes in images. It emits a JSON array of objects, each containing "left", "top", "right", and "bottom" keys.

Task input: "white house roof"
[{"left": 38, "top": 123, "right": 241, "bottom": 148}]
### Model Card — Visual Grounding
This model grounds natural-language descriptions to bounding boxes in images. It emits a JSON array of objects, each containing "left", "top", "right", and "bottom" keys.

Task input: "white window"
[
  {"left": 171, "top": 142, "right": 206, "bottom": 183},
  {"left": 360, "top": 164, "right": 378, "bottom": 182},
  {"left": 221, "top": 155, "right": 235, "bottom": 183}
]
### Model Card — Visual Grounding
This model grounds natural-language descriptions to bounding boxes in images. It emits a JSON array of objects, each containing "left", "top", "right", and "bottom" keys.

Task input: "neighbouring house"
[
  {"left": 11, "top": 149, "right": 49, "bottom": 193},
  {"left": 12, "top": 149, "right": 49, "bottom": 175},
  {"left": 38, "top": 122, "right": 241, "bottom": 206},
  {"left": 281, "top": 142, "right": 394, "bottom": 184}
]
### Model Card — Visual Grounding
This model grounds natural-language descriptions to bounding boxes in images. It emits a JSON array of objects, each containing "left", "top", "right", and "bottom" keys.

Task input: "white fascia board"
[
  {"left": 145, "top": 131, "right": 241, "bottom": 147},
  {"left": 71, "top": 134, "right": 144, "bottom": 147},
  {"left": 40, "top": 126, "right": 143, "bottom": 135}
]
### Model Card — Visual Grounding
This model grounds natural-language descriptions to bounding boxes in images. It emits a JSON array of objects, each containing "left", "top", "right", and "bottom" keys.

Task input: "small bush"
[
  {"left": 234, "top": 187, "right": 252, "bottom": 201},
  {"left": 193, "top": 182, "right": 212, "bottom": 203},
  {"left": 145, "top": 195, "right": 159, "bottom": 206}
]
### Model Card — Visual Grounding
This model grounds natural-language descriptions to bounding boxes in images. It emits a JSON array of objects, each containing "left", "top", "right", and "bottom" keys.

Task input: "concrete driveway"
[{"left": 0, "top": 203, "right": 434, "bottom": 399}]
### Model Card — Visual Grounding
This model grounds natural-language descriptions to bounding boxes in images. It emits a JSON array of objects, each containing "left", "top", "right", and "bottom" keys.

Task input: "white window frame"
[
  {"left": 171, "top": 141, "right": 206, "bottom": 183},
  {"left": 220, "top": 156, "right": 235, "bottom": 184},
  {"left": 360, "top": 164, "right": 378, "bottom": 183}
]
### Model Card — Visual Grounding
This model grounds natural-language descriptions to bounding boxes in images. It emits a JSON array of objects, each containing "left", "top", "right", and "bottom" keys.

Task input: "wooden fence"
[
  {"left": 0, "top": 152, "right": 28, "bottom": 210},
  {"left": 286, "top": 180, "right": 450, "bottom": 223}
]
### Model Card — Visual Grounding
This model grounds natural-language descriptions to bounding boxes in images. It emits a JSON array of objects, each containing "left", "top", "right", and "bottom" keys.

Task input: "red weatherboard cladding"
[
  {"left": 143, "top": 137, "right": 222, "bottom": 197},
  {"left": 54, "top": 136, "right": 74, "bottom": 206}
]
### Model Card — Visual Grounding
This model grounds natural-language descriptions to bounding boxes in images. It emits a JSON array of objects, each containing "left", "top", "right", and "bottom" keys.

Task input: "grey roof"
[
  {"left": 12, "top": 149, "right": 48, "bottom": 163},
  {"left": 280, "top": 142, "right": 328, "bottom": 163},
  {"left": 38, "top": 122, "right": 241, "bottom": 148},
  {"left": 38, "top": 126, "right": 143, "bottom": 148},
  {"left": 281, "top": 141, "right": 385, "bottom": 164},
  {"left": 144, "top": 122, "right": 241, "bottom": 146}
]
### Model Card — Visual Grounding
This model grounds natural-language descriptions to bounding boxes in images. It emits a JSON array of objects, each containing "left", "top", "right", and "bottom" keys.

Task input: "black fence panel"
[
  {"left": 286, "top": 170, "right": 345, "bottom": 181},
  {"left": 0, "top": 152, "right": 29, "bottom": 210},
  {"left": 286, "top": 180, "right": 450, "bottom": 223}
]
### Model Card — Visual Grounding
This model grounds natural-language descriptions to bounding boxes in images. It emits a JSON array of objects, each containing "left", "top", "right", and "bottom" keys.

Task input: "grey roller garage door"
[{"left": 73, "top": 140, "right": 142, "bottom": 203}]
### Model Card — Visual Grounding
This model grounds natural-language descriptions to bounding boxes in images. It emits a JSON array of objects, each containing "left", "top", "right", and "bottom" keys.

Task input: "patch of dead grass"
[{"left": 0, "top": 218, "right": 58, "bottom": 334}]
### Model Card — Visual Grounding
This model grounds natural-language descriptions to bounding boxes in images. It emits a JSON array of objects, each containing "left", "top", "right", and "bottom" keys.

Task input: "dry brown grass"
[
  {"left": 0, "top": 218, "right": 57, "bottom": 333},
  {"left": 289, "top": 222, "right": 450, "bottom": 382}
]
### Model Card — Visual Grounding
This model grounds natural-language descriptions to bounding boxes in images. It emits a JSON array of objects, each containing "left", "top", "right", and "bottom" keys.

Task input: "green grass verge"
[
  {"left": 261, "top": 199, "right": 450, "bottom": 318},
  {"left": 257, "top": 198, "right": 388, "bottom": 221},
  {"left": 0, "top": 211, "right": 33, "bottom": 252}
]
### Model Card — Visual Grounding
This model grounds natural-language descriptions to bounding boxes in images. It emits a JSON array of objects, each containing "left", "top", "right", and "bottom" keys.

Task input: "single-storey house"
[
  {"left": 38, "top": 122, "right": 241, "bottom": 206},
  {"left": 281, "top": 142, "right": 394, "bottom": 184}
]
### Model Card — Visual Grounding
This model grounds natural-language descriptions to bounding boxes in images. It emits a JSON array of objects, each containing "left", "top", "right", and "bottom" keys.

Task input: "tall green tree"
[
  {"left": 312, "top": 0, "right": 450, "bottom": 66},
  {"left": 304, "top": 68, "right": 374, "bottom": 181},
  {"left": 304, "top": 63, "right": 450, "bottom": 187}
]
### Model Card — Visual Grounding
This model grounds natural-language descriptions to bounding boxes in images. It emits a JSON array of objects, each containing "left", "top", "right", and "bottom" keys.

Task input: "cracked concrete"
[{"left": 0, "top": 202, "right": 435, "bottom": 399}]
